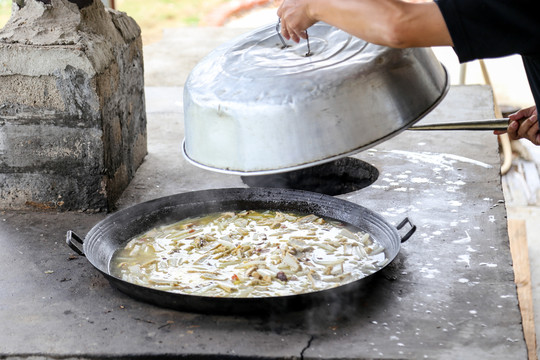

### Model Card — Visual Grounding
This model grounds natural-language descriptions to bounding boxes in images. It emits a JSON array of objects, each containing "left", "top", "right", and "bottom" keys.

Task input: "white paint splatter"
[
  {"left": 420, "top": 267, "right": 441, "bottom": 278},
  {"left": 452, "top": 231, "right": 471, "bottom": 244},
  {"left": 458, "top": 278, "right": 469, "bottom": 283},
  {"left": 384, "top": 150, "right": 493, "bottom": 170},
  {"left": 411, "top": 177, "right": 431, "bottom": 184},
  {"left": 457, "top": 254, "right": 470, "bottom": 266},
  {"left": 479, "top": 263, "right": 497, "bottom": 268}
]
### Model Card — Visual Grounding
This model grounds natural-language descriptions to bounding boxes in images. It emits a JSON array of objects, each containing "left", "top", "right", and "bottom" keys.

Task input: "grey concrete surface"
[
  {"left": 228, "top": 10, "right": 540, "bottom": 359},
  {"left": 0, "top": 26, "right": 527, "bottom": 359},
  {"left": 140, "top": 13, "right": 540, "bottom": 358},
  {"left": 0, "top": 84, "right": 527, "bottom": 359}
]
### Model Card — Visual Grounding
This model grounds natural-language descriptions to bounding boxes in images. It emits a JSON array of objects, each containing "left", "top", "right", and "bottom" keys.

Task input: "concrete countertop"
[{"left": 0, "top": 27, "right": 526, "bottom": 360}]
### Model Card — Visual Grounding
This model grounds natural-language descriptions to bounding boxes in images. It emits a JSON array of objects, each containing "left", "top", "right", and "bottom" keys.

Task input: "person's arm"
[
  {"left": 494, "top": 106, "right": 540, "bottom": 145},
  {"left": 277, "top": 0, "right": 453, "bottom": 48}
]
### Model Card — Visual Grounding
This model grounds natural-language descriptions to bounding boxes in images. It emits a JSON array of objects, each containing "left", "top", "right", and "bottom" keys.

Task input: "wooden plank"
[
  {"left": 508, "top": 219, "right": 538, "bottom": 360},
  {"left": 505, "top": 169, "right": 531, "bottom": 206},
  {"left": 523, "top": 161, "right": 540, "bottom": 204}
]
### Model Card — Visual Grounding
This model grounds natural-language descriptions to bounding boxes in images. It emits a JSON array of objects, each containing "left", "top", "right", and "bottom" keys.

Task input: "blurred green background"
[
  {"left": 0, "top": 0, "right": 10, "bottom": 28},
  {"left": 0, "top": 0, "right": 230, "bottom": 44}
]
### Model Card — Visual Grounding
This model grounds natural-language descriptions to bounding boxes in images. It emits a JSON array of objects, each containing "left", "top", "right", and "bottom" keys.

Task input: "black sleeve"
[
  {"left": 435, "top": 0, "right": 540, "bottom": 63},
  {"left": 523, "top": 56, "right": 540, "bottom": 112}
]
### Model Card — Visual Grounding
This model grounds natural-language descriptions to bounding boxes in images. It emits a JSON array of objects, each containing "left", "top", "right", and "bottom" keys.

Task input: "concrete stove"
[
  {"left": 0, "top": 0, "right": 146, "bottom": 211},
  {"left": 0, "top": 27, "right": 527, "bottom": 359}
]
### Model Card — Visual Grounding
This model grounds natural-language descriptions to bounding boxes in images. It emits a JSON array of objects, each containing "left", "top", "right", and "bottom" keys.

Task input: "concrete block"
[{"left": 0, "top": 0, "right": 147, "bottom": 211}]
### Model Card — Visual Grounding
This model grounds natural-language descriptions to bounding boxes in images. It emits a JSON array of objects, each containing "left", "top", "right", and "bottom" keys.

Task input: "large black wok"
[{"left": 67, "top": 188, "right": 415, "bottom": 314}]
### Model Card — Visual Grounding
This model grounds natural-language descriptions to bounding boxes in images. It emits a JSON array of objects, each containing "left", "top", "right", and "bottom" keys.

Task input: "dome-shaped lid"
[{"left": 183, "top": 22, "right": 448, "bottom": 175}]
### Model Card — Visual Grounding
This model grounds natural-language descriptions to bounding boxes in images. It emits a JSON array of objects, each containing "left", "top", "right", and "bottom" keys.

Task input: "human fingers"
[
  {"left": 522, "top": 105, "right": 537, "bottom": 118},
  {"left": 286, "top": 26, "right": 310, "bottom": 43},
  {"left": 508, "top": 110, "right": 525, "bottom": 122},
  {"left": 508, "top": 106, "right": 540, "bottom": 145},
  {"left": 279, "top": 17, "right": 305, "bottom": 43},
  {"left": 282, "top": 18, "right": 306, "bottom": 43},
  {"left": 277, "top": 1, "right": 284, "bottom": 17},
  {"left": 277, "top": 3, "right": 290, "bottom": 40},
  {"left": 283, "top": 21, "right": 300, "bottom": 43},
  {"left": 509, "top": 105, "right": 537, "bottom": 121},
  {"left": 290, "top": 32, "right": 301, "bottom": 43},
  {"left": 525, "top": 115, "right": 539, "bottom": 144},
  {"left": 277, "top": 0, "right": 315, "bottom": 43},
  {"left": 527, "top": 125, "right": 539, "bottom": 144},
  {"left": 291, "top": 29, "right": 307, "bottom": 42},
  {"left": 506, "top": 120, "right": 520, "bottom": 140},
  {"left": 517, "top": 116, "right": 537, "bottom": 139},
  {"left": 277, "top": 1, "right": 297, "bottom": 42},
  {"left": 280, "top": 19, "right": 292, "bottom": 40}
]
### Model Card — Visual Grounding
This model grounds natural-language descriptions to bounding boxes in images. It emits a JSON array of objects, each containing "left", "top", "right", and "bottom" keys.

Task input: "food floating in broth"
[{"left": 111, "top": 210, "right": 388, "bottom": 298}]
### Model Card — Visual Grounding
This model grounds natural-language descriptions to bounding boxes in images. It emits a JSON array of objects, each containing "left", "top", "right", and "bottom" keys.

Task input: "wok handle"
[
  {"left": 409, "top": 118, "right": 510, "bottom": 131},
  {"left": 66, "top": 230, "right": 85, "bottom": 256},
  {"left": 396, "top": 218, "right": 416, "bottom": 243}
]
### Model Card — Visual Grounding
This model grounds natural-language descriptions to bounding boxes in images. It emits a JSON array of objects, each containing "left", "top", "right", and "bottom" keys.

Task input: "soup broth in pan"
[{"left": 110, "top": 210, "right": 387, "bottom": 298}]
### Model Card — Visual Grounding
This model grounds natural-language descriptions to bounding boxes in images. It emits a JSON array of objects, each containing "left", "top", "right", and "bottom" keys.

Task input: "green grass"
[
  {"left": 115, "top": 0, "right": 231, "bottom": 44},
  {"left": 0, "top": 0, "right": 11, "bottom": 28},
  {"left": 0, "top": 0, "right": 231, "bottom": 44}
]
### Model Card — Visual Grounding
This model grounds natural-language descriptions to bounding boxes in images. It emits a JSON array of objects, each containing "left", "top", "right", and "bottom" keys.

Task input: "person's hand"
[
  {"left": 277, "top": 0, "right": 317, "bottom": 43},
  {"left": 495, "top": 105, "right": 540, "bottom": 145}
]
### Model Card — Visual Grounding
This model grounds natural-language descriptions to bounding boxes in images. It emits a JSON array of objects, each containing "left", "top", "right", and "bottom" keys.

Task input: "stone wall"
[{"left": 0, "top": 0, "right": 147, "bottom": 211}]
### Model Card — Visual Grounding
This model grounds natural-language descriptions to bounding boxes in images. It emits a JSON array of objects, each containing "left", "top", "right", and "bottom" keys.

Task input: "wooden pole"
[{"left": 508, "top": 219, "right": 538, "bottom": 360}]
